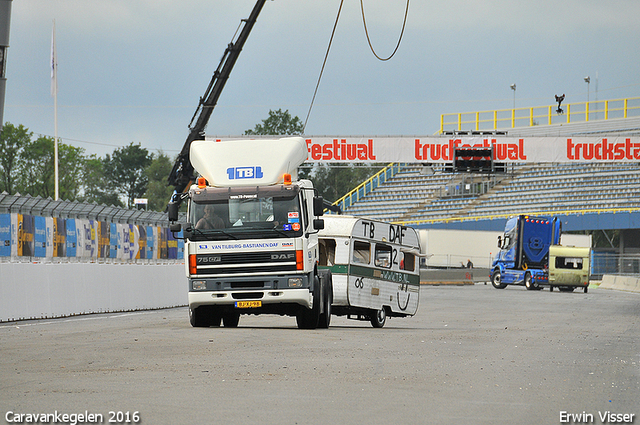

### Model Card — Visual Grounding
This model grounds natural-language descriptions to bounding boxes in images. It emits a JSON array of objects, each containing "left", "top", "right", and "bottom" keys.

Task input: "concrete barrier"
[
  {"left": 598, "top": 274, "right": 640, "bottom": 293},
  {"left": 420, "top": 268, "right": 477, "bottom": 285},
  {"left": 0, "top": 262, "right": 188, "bottom": 322}
]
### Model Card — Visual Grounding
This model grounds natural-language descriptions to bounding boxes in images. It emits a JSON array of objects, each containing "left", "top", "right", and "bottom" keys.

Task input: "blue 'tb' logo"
[{"left": 227, "top": 166, "right": 264, "bottom": 180}]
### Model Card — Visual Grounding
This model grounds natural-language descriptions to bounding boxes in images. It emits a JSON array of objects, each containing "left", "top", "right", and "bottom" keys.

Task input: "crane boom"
[{"left": 168, "top": 0, "right": 268, "bottom": 202}]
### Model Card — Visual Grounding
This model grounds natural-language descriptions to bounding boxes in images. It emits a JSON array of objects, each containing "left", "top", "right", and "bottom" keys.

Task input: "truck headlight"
[
  {"left": 193, "top": 280, "right": 207, "bottom": 290},
  {"left": 288, "top": 278, "right": 303, "bottom": 288}
]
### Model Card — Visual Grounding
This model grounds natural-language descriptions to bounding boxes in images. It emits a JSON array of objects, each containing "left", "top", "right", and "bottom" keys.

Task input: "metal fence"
[
  {"left": 421, "top": 251, "right": 639, "bottom": 280},
  {"left": 440, "top": 96, "right": 640, "bottom": 133},
  {"left": 0, "top": 193, "right": 186, "bottom": 264},
  {"left": 333, "top": 163, "right": 400, "bottom": 213},
  {"left": 591, "top": 252, "right": 640, "bottom": 279}
]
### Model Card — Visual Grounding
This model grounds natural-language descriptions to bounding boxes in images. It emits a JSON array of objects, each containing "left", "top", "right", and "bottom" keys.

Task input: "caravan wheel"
[{"left": 370, "top": 308, "right": 386, "bottom": 328}]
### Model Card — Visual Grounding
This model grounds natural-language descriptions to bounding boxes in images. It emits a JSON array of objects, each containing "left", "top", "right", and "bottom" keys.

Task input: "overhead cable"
[
  {"left": 302, "top": 0, "right": 345, "bottom": 134},
  {"left": 360, "top": 0, "right": 410, "bottom": 61}
]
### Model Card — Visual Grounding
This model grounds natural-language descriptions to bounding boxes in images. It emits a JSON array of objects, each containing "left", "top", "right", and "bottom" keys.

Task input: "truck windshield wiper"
[
  {"left": 207, "top": 229, "right": 238, "bottom": 240},
  {"left": 270, "top": 228, "right": 293, "bottom": 238},
  {"left": 189, "top": 227, "right": 238, "bottom": 240}
]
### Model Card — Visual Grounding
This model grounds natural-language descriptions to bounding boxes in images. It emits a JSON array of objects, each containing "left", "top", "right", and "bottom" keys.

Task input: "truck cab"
[
  {"left": 173, "top": 137, "right": 332, "bottom": 329},
  {"left": 491, "top": 215, "right": 561, "bottom": 290}
]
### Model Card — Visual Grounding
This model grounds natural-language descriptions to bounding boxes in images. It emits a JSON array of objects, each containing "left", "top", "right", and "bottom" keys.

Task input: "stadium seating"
[{"left": 344, "top": 161, "right": 640, "bottom": 223}]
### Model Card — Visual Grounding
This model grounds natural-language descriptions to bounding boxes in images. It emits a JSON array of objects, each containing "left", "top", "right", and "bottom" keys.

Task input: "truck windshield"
[
  {"left": 188, "top": 186, "right": 304, "bottom": 240},
  {"left": 500, "top": 222, "right": 517, "bottom": 250}
]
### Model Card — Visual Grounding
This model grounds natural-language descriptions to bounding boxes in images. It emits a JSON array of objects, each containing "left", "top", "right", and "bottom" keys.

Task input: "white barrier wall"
[
  {"left": 418, "top": 229, "right": 503, "bottom": 269},
  {"left": 418, "top": 229, "right": 592, "bottom": 269},
  {"left": 599, "top": 275, "right": 640, "bottom": 293},
  {"left": 0, "top": 262, "right": 188, "bottom": 322}
]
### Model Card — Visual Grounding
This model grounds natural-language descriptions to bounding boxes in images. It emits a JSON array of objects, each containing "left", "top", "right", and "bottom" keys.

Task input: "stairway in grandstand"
[{"left": 338, "top": 98, "right": 640, "bottom": 223}]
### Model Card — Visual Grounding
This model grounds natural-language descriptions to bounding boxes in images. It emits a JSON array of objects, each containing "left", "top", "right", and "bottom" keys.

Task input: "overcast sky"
[{"left": 4, "top": 0, "right": 640, "bottom": 157}]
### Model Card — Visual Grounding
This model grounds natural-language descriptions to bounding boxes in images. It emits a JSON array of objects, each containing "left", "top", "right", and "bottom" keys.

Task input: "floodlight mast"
[{"left": 168, "top": 0, "right": 268, "bottom": 208}]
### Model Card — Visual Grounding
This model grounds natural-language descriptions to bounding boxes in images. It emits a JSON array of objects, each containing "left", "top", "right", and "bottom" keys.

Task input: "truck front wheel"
[
  {"left": 189, "top": 306, "right": 221, "bottom": 327},
  {"left": 296, "top": 275, "right": 321, "bottom": 329},
  {"left": 491, "top": 270, "right": 507, "bottom": 289},
  {"left": 223, "top": 312, "right": 240, "bottom": 328},
  {"left": 317, "top": 270, "right": 332, "bottom": 329},
  {"left": 189, "top": 307, "right": 206, "bottom": 327}
]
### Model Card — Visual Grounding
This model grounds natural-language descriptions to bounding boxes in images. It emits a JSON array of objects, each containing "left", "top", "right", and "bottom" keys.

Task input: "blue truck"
[{"left": 490, "top": 215, "right": 561, "bottom": 291}]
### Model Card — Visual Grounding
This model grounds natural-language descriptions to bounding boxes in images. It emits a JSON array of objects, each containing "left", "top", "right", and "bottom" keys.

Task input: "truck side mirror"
[
  {"left": 183, "top": 224, "right": 193, "bottom": 240},
  {"left": 170, "top": 222, "right": 182, "bottom": 233},
  {"left": 313, "top": 218, "right": 324, "bottom": 230},
  {"left": 167, "top": 202, "right": 179, "bottom": 222},
  {"left": 497, "top": 235, "right": 502, "bottom": 249},
  {"left": 313, "top": 196, "right": 325, "bottom": 216}
]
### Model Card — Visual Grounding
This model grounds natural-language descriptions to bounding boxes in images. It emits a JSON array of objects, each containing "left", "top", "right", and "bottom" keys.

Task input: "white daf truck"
[
  {"left": 318, "top": 215, "right": 422, "bottom": 327},
  {"left": 170, "top": 137, "right": 332, "bottom": 329}
]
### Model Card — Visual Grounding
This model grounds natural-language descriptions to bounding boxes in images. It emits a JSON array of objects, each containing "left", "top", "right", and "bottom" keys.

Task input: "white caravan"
[{"left": 318, "top": 215, "right": 422, "bottom": 327}]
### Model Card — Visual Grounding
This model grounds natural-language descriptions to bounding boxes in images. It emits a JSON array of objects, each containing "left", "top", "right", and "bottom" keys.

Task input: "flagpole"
[{"left": 51, "top": 19, "right": 58, "bottom": 200}]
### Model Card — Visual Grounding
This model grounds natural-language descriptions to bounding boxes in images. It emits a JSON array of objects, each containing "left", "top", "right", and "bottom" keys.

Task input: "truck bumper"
[{"left": 189, "top": 288, "right": 313, "bottom": 310}]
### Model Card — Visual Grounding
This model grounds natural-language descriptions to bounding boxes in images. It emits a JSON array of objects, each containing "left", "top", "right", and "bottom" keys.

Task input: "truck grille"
[{"left": 194, "top": 251, "right": 297, "bottom": 276}]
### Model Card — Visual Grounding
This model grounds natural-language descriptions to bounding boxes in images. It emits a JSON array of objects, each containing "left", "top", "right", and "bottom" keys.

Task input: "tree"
[
  {"left": 0, "top": 123, "right": 31, "bottom": 194},
  {"left": 144, "top": 151, "right": 175, "bottom": 212},
  {"left": 103, "top": 142, "right": 152, "bottom": 208},
  {"left": 57, "top": 142, "right": 86, "bottom": 200},
  {"left": 14, "top": 135, "right": 85, "bottom": 200},
  {"left": 79, "top": 154, "right": 123, "bottom": 207},
  {"left": 244, "top": 109, "right": 303, "bottom": 135},
  {"left": 244, "top": 110, "right": 381, "bottom": 204}
]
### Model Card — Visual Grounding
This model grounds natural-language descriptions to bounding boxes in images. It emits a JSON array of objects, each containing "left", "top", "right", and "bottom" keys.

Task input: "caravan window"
[
  {"left": 374, "top": 244, "right": 392, "bottom": 268},
  {"left": 555, "top": 257, "right": 584, "bottom": 270},
  {"left": 352, "top": 241, "right": 371, "bottom": 264}
]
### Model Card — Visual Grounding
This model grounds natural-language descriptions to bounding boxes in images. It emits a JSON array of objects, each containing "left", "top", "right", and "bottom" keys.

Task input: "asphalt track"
[{"left": 1, "top": 285, "right": 638, "bottom": 425}]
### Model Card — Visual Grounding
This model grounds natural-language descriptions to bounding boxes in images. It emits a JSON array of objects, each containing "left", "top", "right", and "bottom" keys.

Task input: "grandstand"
[
  {"left": 345, "top": 160, "right": 640, "bottom": 224},
  {"left": 337, "top": 98, "right": 640, "bottom": 229}
]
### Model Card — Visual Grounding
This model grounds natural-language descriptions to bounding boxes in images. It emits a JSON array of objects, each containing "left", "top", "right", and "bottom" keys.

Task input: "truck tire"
[
  {"left": 189, "top": 307, "right": 221, "bottom": 327},
  {"left": 189, "top": 307, "right": 206, "bottom": 327},
  {"left": 524, "top": 273, "right": 536, "bottom": 290},
  {"left": 370, "top": 308, "right": 386, "bottom": 328},
  {"left": 584, "top": 286, "right": 589, "bottom": 294},
  {"left": 317, "top": 270, "right": 332, "bottom": 329},
  {"left": 296, "top": 275, "right": 321, "bottom": 329},
  {"left": 223, "top": 312, "right": 240, "bottom": 328},
  {"left": 491, "top": 270, "right": 507, "bottom": 289}
]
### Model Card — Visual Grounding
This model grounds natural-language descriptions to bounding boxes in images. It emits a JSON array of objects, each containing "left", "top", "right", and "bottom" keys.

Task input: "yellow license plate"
[{"left": 235, "top": 300, "right": 262, "bottom": 308}]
